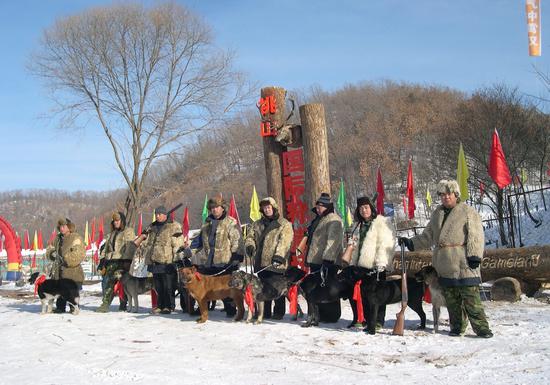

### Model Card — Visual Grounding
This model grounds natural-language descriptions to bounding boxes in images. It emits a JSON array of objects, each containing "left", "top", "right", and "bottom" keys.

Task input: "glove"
[
  {"left": 467, "top": 256, "right": 481, "bottom": 269},
  {"left": 271, "top": 255, "right": 285, "bottom": 266},
  {"left": 230, "top": 253, "right": 244, "bottom": 263},
  {"left": 398, "top": 237, "right": 414, "bottom": 251},
  {"left": 246, "top": 245, "right": 256, "bottom": 257}
]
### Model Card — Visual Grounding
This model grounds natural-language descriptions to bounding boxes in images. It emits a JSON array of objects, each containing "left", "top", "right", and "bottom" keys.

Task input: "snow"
[{"left": 1, "top": 281, "right": 550, "bottom": 385}]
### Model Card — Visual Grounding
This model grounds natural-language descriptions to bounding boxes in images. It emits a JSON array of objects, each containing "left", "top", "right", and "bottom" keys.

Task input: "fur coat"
[
  {"left": 46, "top": 232, "right": 86, "bottom": 283},
  {"left": 142, "top": 220, "right": 184, "bottom": 265},
  {"left": 306, "top": 212, "right": 344, "bottom": 266},
  {"left": 411, "top": 202, "right": 484, "bottom": 287},
  {"left": 193, "top": 214, "right": 244, "bottom": 265},
  {"left": 101, "top": 227, "right": 135, "bottom": 261},
  {"left": 350, "top": 216, "right": 396, "bottom": 271},
  {"left": 245, "top": 213, "right": 293, "bottom": 273}
]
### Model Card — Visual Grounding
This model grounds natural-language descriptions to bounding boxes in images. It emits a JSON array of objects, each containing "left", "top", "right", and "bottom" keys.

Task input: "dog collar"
[{"left": 194, "top": 271, "right": 202, "bottom": 281}]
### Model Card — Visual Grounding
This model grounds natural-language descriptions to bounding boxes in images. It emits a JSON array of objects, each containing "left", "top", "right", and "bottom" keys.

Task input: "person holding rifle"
[
  {"left": 398, "top": 179, "right": 493, "bottom": 338},
  {"left": 45, "top": 218, "right": 85, "bottom": 313},
  {"left": 134, "top": 205, "right": 184, "bottom": 315}
]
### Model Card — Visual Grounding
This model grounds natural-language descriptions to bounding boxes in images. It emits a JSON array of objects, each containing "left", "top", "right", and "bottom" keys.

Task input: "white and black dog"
[{"left": 29, "top": 272, "right": 80, "bottom": 315}]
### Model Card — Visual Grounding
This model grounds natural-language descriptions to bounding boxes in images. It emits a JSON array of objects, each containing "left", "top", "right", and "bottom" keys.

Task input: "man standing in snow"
[
  {"left": 245, "top": 196, "right": 293, "bottom": 319},
  {"left": 399, "top": 179, "right": 493, "bottom": 338}
]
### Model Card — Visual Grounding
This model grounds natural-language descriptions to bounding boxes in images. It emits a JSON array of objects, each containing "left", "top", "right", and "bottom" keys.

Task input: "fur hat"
[
  {"left": 207, "top": 196, "right": 227, "bottom": 210},
  {"left": 354, "top": 195, "right": 378, "bottom": 222},
  {"left": 111, "top": 211, "right": 126, "bottom": 230},
  {"left": 260, "top": 196, "right": 279, "bottom": 211},
  {"left": 57, "top": 217, "right": 75, "bottom": 233},
  {"left": 436, "top": 179, "right": 461, "bottom": 199},
  {"left": 155, "top": 205, "right": 168, "bottom": 215},
  {"left": 315, "top": 192, "right": 332, "bottom": 208}
]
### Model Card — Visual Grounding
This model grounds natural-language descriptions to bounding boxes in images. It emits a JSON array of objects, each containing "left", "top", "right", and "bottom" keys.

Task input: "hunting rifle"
[
  {"left": 392, "top": 243, "right": 408, "bottom": 336},
  {"left": 140, "top": 203, "right": 183, "bottom": 235}
]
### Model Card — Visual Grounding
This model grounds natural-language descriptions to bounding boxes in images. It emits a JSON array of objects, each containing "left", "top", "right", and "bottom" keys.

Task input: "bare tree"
[{"left": 31, "top": 2, "right": 251, "bottom": 222}]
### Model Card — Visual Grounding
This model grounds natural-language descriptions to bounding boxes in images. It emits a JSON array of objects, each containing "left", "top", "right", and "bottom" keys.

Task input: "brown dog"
[{"left": 178, "top": 266, "right": 244, "bottom": 323}]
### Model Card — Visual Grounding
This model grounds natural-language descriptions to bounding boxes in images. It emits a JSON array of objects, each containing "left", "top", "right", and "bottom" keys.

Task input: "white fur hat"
[{"left": 436, "top": 179, "right": 461, "bottom": 198}]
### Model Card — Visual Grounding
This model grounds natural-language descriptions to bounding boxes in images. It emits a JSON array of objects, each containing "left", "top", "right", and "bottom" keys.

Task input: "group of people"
[{"left": 43, "top": 178, "right": 492, "bottom": 338}]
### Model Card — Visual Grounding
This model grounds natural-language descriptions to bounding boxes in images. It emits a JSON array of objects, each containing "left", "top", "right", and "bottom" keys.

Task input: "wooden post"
[
  {"left": 300, "top": 103, "right": 331, "bottom": 206},
  {"left": 260, "top": 87, "right": 286, "bottom": 214}
]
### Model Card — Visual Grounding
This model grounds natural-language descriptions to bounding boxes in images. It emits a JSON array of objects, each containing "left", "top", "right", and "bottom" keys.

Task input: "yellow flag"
[
  {"left": 426, "top": 189, "right": 432, "bottom": 208},
  {"left": 521, "top": 168, "right": 528, "bottom": 184},
  {"left": 457, "top": 143, "right": 470, "bottom": 201},
  {"left": 346, "top": 206, "right": 354, "bottom": 226},
  {"left": 84, "top": 220, "right": 89, "bottom": 246},
  {"left": 33, "top": 230, "right": 38, "bottom": 251},
  {"left": 152, "top": 210, "right": 156, "bottom": 223},
  {"left": 249, "top": 186, "right": 261, "bottom": 222}
]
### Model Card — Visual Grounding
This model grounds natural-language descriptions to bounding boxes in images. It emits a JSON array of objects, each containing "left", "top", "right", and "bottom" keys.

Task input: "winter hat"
[
  {"left": 112, "top": 212, "right": 121, "bottom": 221},
  {"left": 315, "top": 193, "right": 332, "bottom": 208},
  {"left": 355, "top": 195, "right": 377, "bottom": 222},
  {"left": 111, "top": 211, "right": 127, "bottom": 230},
  {"left": 207, "top": 196, "right": 227, "bottom": 210},
  {"left": 155, "top": 205, "right": 168, "bottom": 215},
  {"left": 436, "top": 179, "right": 461, "bottom": 198},
  {"left": 57, "top": 217, "right": 72, "bottom": 231},
  {"left": 260, "top": 197, "right": 279, "bottom": 211}
]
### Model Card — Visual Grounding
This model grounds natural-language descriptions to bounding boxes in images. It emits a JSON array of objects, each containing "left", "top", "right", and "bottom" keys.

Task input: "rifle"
[{"left": 392, "top": 243, "right": 408, "bottom": 336}]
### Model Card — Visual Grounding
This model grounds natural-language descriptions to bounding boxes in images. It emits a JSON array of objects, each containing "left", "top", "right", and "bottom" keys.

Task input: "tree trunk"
[
  {"left": 496, "top": 188, "right": 508, "bottom": 246},
  {"left": 391, "top": 245, "right": 550, "bottom": 288},
  {"left": 261, "top": 87, "right": 286, "bottom": 215},
  {"left": 300, "top": 103, "right": 331, "bottom": 207}
]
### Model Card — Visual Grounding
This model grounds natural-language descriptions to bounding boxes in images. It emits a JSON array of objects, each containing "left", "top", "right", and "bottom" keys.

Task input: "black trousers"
[{"left": 153, "top": 271, "right": 177, "bottom": 310}]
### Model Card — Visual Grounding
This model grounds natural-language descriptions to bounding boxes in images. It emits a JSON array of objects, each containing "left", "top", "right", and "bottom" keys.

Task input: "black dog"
[
  {"left": 359, "top": 270, "right": 426, "bottom": 335},
  {"left": 287, "top": 265, "right": 354, "bottom": 327},
  {"left": 29, "top": 272, "right": 80, "bottom": 315}
]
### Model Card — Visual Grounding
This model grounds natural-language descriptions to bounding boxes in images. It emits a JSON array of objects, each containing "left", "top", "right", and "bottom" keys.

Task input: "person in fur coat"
[
  {"left": 399, "top": 179, "right": 493, "bottom": 338},
  {"left": 345, "top": 196, "right": 396, "bottom": 328},
  {"left": 45, "top": 218, "right": 85, "bottom": 313}
]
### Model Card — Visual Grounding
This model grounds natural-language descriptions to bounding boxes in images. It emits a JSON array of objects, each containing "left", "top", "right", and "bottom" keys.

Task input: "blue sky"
[{"left": 0, "top": 0, "right": 548, "bottom": 192}]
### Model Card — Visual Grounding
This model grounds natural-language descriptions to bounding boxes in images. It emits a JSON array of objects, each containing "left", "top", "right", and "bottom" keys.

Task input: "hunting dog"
[
  {"left": 415, "top": 265, "right": 447, "bottom": 333},
  {"left": 114, "top": 270, "right": 154, "bottom": 313},
  {"left": 178, "top": 265, "right": 244, "bottom": 323},
  {"left": 228, "top": 270, "right": 303, "bottom": 324},
  {"left": 358, "top": 269, "right": 426, "bottom": 335},
  {"left": 29, "top": 272, "right": 80, "bottom": 315}
]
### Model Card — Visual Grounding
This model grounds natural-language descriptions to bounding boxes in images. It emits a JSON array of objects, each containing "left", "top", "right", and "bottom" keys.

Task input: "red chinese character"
[
  {"left": 286, "top": 197, "right": 308, "bottom": 225},
  {"left": 282, "top": 149, "right": 305, "bottom": 175},
  {"left": 258, "top": 95, "right": 277, "bottom": 116},
  {"left": 283, "top": 175, "right": 305, "bottom": 201}
]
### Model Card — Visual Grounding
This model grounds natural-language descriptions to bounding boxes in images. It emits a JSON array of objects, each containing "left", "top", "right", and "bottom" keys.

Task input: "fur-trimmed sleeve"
[
  {"left": 412, "top": 212, "right": 437, "bottom": 250},
  {"left": 374, "top": 217, "right": 396, "bottom": 270},
  {"left": 245, "top": 221, "right": 260, "bottom": 250},
  {"left": 170, "top": 222, "right": 184, "bottom": 258},
  {"left": 321, "top": 216, "right": 344, "bottom": 262},
  {"left": 64, "top": 235, "right": 85, "bottom": 267},
  {"left": 228, "top": 220, "right": 244, "bottom": 255}
]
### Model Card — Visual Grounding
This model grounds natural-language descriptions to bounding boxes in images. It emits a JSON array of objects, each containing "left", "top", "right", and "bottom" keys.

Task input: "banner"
[{"left": 526, "top": 0, "right": 541, "bottom": 56}]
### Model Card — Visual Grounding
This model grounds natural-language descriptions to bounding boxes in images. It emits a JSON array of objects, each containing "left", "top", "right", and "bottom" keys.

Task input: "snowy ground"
[{"left": 1, "top": 282, "right": 549, "bottom": 385}]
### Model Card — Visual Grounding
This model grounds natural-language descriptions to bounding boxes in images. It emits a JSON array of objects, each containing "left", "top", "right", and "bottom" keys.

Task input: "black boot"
[{"left": 223, "top": 299, "right": 236, "bottom": 317}]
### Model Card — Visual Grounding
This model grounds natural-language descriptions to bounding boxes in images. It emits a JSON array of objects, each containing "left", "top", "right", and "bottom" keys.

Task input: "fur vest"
[
  {"left": 306, "top": 212, "right": 344, "bottom": 266},
  {"left": 101, "top": 227, "right": 135, "bottom": 261},
  {"left": 142, "top": 221, "right": 184, "bottom": 265},
  {"left": 411, "top": 202, "right": 484, "bottom": 287},
  {"left": 350, "top": 216, "right": 396, "bottom": 271},
  {"left": 245, "top": 215, "right": 293, "bottom": 272}
]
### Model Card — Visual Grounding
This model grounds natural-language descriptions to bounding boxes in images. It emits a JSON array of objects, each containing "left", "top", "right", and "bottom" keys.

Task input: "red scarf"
[
  {"left": 245, "top": 284, "right": 255, "bottom": 314},
  {"left": 288, "top": 285, "right": 299, "bottom": 316},
  {"left": 352, "top": 280, "right": 365, "bottom": 324},
  {"left": 34, "top": 275, "right": 47, "bottom": 296},
  {"left": 113, "top": 281, "right": 125, "bottom": 300},
  {"left": 424, "top": 286, "right": 432, "bottom": 303}
]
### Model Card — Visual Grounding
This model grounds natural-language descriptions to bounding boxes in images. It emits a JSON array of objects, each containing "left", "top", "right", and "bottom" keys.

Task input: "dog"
[
  {"left": 415, "top": 265, "right": 447, "bottom": 333},
  {"left": 228, "top": 270, "right": 303, "bottom": 324},
  {"left": 359, "top": 270, "right": 426, "bottom": 335},
  {"left": 114, "top": 270, "right": 154, "bottom": 313},
  {"left": 178, "top": 265, "right": 244, "bottom": 323},
  {"left": 29, "top": 272, "right": 80, "bottom": 315}
]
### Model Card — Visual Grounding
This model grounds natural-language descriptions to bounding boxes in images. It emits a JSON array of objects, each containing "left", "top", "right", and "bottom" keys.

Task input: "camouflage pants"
[
  {"left": 101, "top": 263, "right": 127, "bottom": 308},
  {"left": 443, "top": 286, "right": 491, "bottom": 335}
]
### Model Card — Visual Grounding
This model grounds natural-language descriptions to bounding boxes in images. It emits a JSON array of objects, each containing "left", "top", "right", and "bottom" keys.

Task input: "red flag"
[
  {"left": 31, "top": 254, "right": 37, "bottom": 268},
  {"left": 48, "top": 229, "right": 57, "bottom": 246},
  {"left": 170, "top": 211, "right": 175, "bottom": 221},
  {"left": 182, "top": 207, "right": 190, "bottom": 238},
  {"left": 407, "top": 159, "right": 415, "bottom": 219},
  {"left": 137, "top": 213, "right": 143, "bottom": 235},
  {"left": 488, "top": 129, "right": 512, "bottom": 190},
  {"left": 228, "top": 194, "right": 242, "bottom": 228},
  {"left": 38, "top": 230, "right": 43, "bottom": 250},
  {"left": 97, "top": 218, "right": 104, "bottom": 245},
  {"left": 90, "top": 218, "right": 96, "bottom": 244},
  {"left": 376, "top": 168, "right": 385, "bottom": 215},
  {"left": 24, "top": 230, "right": 30, "bottom": 250},
  {"left": 402, "top": 196, "right": 407, "bottom": 215}
]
